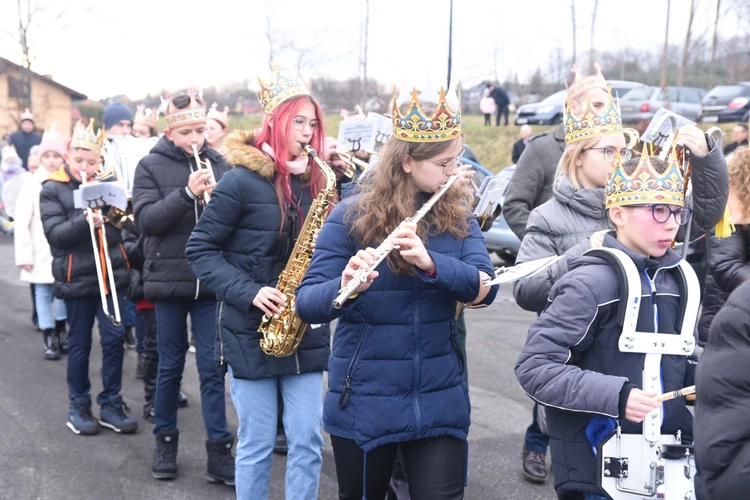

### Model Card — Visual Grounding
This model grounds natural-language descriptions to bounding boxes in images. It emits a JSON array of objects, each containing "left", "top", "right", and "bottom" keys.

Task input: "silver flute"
[{"left": 333, "top": 174, "right": 460, "bottom": 309}]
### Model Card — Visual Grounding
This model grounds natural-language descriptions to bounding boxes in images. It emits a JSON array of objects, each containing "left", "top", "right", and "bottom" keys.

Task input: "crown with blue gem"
[
  {"left": 564, "top": 63, "right": 623, "bottom": 145},
  {"left": 257, "top": 62, "right": 310, "bottom": 115},
  {"left": 606, "top": 150, "right": 685, "bottom": 209},
  {"left": 391, "top": 86, "right": 462, "bottom": 143},
  {"left": 69, "top": 118, "right": 105, "bottom": 154}
]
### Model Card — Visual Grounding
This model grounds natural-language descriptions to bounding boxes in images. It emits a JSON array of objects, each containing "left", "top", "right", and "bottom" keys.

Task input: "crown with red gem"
[
  {"left": 391, "top": 86, "right": 462, "bottom": 143},
  {"left": 134, "top": 104, "right": 159, "bottom": 130},
  {"left": 606, "top": 150, "right": 685, "bottom": 209},
  {"left": 564, "top": 63, "right": 623, "bottom": 145},
  {"left": 163, "top": 90, "right": 206, "bottom": 130},
  {"left": 69, "top": 118, "right": 105, "bottom": 153},
  {"left": 257, "top": 62, "right": 310, "bottom": 115}
]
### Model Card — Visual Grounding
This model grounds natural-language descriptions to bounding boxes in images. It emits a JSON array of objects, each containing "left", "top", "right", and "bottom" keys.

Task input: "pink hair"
[{"left": 254, "top": 95, "right": 328, "bottom": 225}]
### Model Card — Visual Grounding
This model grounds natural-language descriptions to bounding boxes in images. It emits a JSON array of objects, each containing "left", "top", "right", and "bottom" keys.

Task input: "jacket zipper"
[
  {"left": 643, "top": 261, "right": 680, "bottom": 331},
  {"left": 67, "top": 253, "right": 73, "bottom": 282},
  {"left": 217, "top": 300, "right": 225, "bottom": 365},
  {"left": 413, "top": 280, "right": 422, "bottom": 434},
  {"left": 119, "top": 244, "right": 131, "bottom": 270},
  {"left": 339, "top": 325, "right": 371, "bottom": 409}
]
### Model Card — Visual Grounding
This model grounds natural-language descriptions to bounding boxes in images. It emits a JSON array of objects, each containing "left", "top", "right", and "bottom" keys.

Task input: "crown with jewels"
[
  {"left": 163, "top": 91, "right": 206, "bottom": 130},
  {"left": 564, "top": 64, "right": 622, "bottom": 145},
  {"left": 207, "top": 103, "right": 230, "bottom": 128},
  {"left": 257, "top": 62, "right": 310, "bottom": 115},
  {"left": 391, "top": 86, "right": 462, "bottom": 143},
  {"left": 134, "top": 104, "right": 159, "bottom": 130},
  {"left": 606, "top": 150, "right": 685, "bottom": 209},
  {"left": 69, "top": 118, "right": 105, "bottom": 153}
]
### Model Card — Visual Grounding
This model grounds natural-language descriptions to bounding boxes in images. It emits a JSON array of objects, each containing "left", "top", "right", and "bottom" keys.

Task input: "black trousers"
[
  {"left": 331, "top": 435, "right": 466, "bottom": 500},
  {"left": 140, "top": 309, "right": 158, "bottom": 411},
  {"left": 495, "top": 106, "right": 509, "bottom": 125}
]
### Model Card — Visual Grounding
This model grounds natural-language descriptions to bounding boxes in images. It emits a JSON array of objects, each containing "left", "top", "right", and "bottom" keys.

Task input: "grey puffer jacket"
[{"left": 513, "top": 136, "right": 729, "bottom": 312}]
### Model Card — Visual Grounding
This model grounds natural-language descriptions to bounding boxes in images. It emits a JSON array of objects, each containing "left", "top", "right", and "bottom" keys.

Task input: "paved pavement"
[{"left": 0, "top": 233, "right": 556, "bottom": 500}]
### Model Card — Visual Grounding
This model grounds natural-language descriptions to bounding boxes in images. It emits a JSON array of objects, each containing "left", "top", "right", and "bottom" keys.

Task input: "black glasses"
[
  {"left": 585, "top": 147, "right": 632, "bottom": 163},
  {"left": 425, "top": 148, "right": 465, "bottom": 175},
  {"left": 633, "top": 204, "right": 693, "bottom": 225}
]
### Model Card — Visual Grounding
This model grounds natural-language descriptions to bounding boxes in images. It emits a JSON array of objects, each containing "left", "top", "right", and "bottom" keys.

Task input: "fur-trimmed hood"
[{"left": 223, "top": 129, "right": 276, "bottom": 180}]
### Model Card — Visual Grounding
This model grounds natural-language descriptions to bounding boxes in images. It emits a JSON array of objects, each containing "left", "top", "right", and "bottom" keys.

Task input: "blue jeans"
[
  {"left": 65, "top": 292, "right": 125, "bottom": 405},
  {"left": 153, "top": 299, "right": 230, "bottom": 441},
  {"left": 122, "top": 299, "right": 136, "bottom": 328},
  {"left": 228, "top": 366, "right": 324, "bottom": 500},
  {"left": 35, "top": 283, "right": 66, "bottom": 330},
  {"left": 134, "top": 311, "right": 145, "bottom": 353},
  {"left": 524, "top": 403, "right": 550, "bottom": 453}
]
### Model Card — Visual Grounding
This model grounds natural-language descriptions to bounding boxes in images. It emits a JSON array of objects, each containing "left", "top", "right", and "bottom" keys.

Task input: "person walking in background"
[
  {"left": 723, "top": 123, "right": 748, "bottom": 156},
  {"left": 9, "top": 108, "right": 42, "bottom": 170},
  {"left": 511, "top": 125, "right": 533, "bottom": 164},
  {"left": 479, "top": 85, "right": 496, "bottom": 127},
  {"left": 490, "top": 84, "right": 510, "bottom": 126}
]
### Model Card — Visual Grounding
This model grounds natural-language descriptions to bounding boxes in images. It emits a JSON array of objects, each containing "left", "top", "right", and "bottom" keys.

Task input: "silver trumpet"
[
  {"left": 333, "top": 174, "right": 460, "bottom": 309},
  {"left": 191, "top": 144, "right": 216, "bottom": 204},
  {"left": 81, "top": 171, "right": 121, "bottom": 326}
]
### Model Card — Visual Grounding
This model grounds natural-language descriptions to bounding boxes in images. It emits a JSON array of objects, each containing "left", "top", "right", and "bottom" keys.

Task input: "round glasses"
[
  {"left": 585, "top": 147, "right": 632, "bottom": 163},
  {"left": 292, "top": 117, "right": 319, "bottom": 131},
  {"left": 634, "top": 204, "right": 693, "bottom": 225},
  {"left": 425, "top": 148, "right": 465, "bottom": 175}
]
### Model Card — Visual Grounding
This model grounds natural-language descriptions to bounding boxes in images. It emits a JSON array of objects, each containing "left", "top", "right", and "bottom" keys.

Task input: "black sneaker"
[
  {"left": 178, "top": 391, "right": 188, "bottom": 408},
  {"left": 143, "top": 402, "right": 155, "bottom": 423},
  {"left": 67, "top": 397, "right": 100, "bottom": 435},
  {"left": 153, "top": 431, "right": 179, "bottom": 480},
  {"left": 205, "top": 437, "right": 235, "bottom": 485},
  {"left": 136, "top": 352, "right": 147, "bottom": 380},
  {"left": 56, "top": 319, "right": 68, "bottom": 354},
  {"left": 124, "top": 327, "right": 136, "bottom": 349},
  {"left": 99, "top": 395, "right": 138, "bottom": 434},
  {"left": 43, "top": 329, "right": 61, "bottom": 360},
  {"left": 273, "top": 431, "right": 288, "bottom": 455}
]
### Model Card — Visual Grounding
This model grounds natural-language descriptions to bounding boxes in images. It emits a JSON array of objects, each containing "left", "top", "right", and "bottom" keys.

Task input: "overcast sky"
[{"left": 0, "top": 0, "right": 745, "bottom": 101}]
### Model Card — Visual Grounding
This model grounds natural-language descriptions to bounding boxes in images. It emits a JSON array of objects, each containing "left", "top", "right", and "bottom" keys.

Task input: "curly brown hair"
[
  {"left": 346, "top": 136, "right": 474, "bottom": 276},
  {"left": 729, "top": 146, "right": 750, "bottom": 220}
]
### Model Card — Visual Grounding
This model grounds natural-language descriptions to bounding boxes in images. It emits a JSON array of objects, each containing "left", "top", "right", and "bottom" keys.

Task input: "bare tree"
[
  {"left": 571, "top": 1, "right": 577, "bottom": 64},
  {"left": 264, "top": 0, "right": 276, "bottom": 66},
  {"left": 709, "top": 0, "right": 722, "bottom": 84},
  {"left": 677, "top": 0, "right": 697, "bottom": 86},
  {"left": 660, "top": 0, "right": 671, "bottom": 89},
  {"left": 589, "top": 0, "right": 600, "bottom": 71},
  {"left": 359, "top": 0, "right": 370, "bottom": 105}
]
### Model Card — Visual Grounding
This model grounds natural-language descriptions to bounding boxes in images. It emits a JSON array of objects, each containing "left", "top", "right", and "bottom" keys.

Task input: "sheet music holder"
[
  {"left": 641, "top": 108, "right": 695, "bottom": 150},
  {"left": 473, "top": 175, "right": 510, "bottom": 220},
  {"left": 74, "top": 181, "right": 129, "bottom": 212}
]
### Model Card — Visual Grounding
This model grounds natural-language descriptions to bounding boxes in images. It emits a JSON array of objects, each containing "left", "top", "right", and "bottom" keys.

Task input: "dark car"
[
  {"left": 700, "top": 82, "right": 750, "bottom": 123},
  {"left": 515, "top": 81, "right": 646, "bottom": 126},
  {"left": 620, "top": 86, "right": 706, "bottom": 124}
]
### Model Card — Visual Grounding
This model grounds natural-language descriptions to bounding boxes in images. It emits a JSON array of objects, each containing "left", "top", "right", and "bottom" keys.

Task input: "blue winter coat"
[
  {"left": 295, "top": 195, "right": 498, "bottom": 451},
  {"left": 185, "top": 130, "right": 330, "bottom": 379}
]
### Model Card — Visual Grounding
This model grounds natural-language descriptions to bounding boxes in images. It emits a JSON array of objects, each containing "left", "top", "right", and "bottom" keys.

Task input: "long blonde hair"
[
  {"left": 729, "top": 147, "right": 750, "bottom": 222},
  {"left": 347, "top": 136, "right": 473, "bottom": 276},
  {"left": 554, "top": 136, "right": 601, "bottom": 189}
]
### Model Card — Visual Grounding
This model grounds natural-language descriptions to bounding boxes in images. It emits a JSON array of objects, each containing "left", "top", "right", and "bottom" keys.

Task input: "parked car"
[
  {"left": 700, "top": 82, "right": 750, "bottom": 123},
  {"left": 481, "top": 165, "right": 521, "bottom": 263},
  {"left": 620, "top": 86, "right": 706, "bottom": 124},
  {"left": 515, "top": 81, "right": 646, "bottom": 126}
]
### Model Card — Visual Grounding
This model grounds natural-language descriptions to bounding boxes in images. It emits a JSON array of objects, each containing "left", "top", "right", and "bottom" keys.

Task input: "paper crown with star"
[
  {"left": 162, "top": 91, "right": 206, "bottom": 130},
  {"left": 391, "top": 86, "right": 462, "bottom": 143},
  {"left": 605, "top": 150, "right": 685, "bottom": 209},
  {"left": 207, "top": 103, "right": 230, "bottom": 128},
  {"left": 257, "top": 62, "right": 310, "bottom": 115},
  {"left": 564, "top": 64, "right": 623, "bottom": 145},
  {"left": 69, "top": 118, "right": 105, "bottom": 153},
  {"left": 134, "top": 104, "right": 159, "bottom": 130}
]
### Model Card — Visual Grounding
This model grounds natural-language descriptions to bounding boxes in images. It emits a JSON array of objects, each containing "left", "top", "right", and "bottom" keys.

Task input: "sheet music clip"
[{"left": 473, "top": 175, "right": 510, "bottom": 230}]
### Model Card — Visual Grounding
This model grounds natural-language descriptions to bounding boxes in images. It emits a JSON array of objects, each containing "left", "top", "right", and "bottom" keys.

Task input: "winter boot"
[
  {"left": 124, "top": 326, "right": 136, "bottom": 349},
  {"left": 56, "top": 319, "right": 68, "bottom": 354},
  {"left": 205, "top": 437, "right": 235, "bottom": 485},
  {"left": 99, "top": 395, "right": 138, "bottom": 434},
  {"left": 67, "top": 397, "right": 100, "bottom": 435},
  {"left": 43, "top": 328, "right": 61, "bottom": 360},
  {"left": 153, "top": 430, "right": 179, "bottom": 480}
]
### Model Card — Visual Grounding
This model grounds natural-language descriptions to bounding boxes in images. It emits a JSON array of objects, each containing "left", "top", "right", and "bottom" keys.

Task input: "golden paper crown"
[
  {"left": 606, "top": 151, "right": 685, "bottom": 209},
  {"left": 257, "top": 62, "right": 310, "bottom": 115},
  {"left": 391, "top": 86, "right": 462, "bottom": 143},
  {"left": 20, "top": 108, "right": 34, "bottom": 122},
  {"left": 134, "top": 104, "right": 159, "bottom": 129},
  {"left": 564, "top": 64, "right": 623, "bottom": 144},
  {"left": 163, "top": 91, "right": 206, "bottom": 129},
  {"left": 207, "top": 103, "right": 230, "bottom": 128},
  {"left": 69, "top": 118, "right": 105, "bottom": 153}
]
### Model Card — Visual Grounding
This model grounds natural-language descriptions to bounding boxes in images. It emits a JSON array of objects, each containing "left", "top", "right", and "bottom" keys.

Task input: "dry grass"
[{"left": 228, "top": 114, "right": 737, "bottom": 175}]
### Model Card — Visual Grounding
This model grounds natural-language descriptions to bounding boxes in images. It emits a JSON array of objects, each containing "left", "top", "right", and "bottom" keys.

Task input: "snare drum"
[{"left": 656, "top": 444, "right": 695, "bottom": 500}]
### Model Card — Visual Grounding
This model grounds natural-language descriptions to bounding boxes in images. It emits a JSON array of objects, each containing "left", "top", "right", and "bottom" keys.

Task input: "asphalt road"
[{"left": 0, "top": 233, "right": 556, "bottom": 500}]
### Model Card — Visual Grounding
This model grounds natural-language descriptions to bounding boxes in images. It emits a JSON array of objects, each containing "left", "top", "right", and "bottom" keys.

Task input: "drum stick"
[{"left": 654, "top": 385, "right": 695, "bottom": 402}]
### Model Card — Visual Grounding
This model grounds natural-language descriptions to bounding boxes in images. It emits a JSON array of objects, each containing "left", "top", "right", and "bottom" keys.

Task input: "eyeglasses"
[
  {"left": 425, "top": 148, "right": 465, "bottom": 175},
  {"left": 292, "top": 117, "right": 319, "bottom": 131},
  {"left": 585, "top": 147, "right": 632, "bottom": 163},
  {"left": 632, "top": 204, "right": 693, "bottom": 225}
]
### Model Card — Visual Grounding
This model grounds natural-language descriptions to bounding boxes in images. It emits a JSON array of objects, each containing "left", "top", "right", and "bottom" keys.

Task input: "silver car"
[{"left": 620, "top": 86, "right": 707, "bottom": 124}]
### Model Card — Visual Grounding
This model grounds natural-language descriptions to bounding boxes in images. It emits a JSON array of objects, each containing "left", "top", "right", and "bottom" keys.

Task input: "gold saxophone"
[{"left": 258, "top": 144, "right": 337, "bottom": 357}]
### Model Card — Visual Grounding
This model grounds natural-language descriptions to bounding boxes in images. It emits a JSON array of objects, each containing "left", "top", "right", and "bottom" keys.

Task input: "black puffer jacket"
[
  {"left": 695, "top": 280, "right": 750, "bottom": 500},
  {"left": 185, "top": 130, "right": 330, "bottom": 379},
  {"left": 132, "top": 136, "right": 231, "bottom": 301},
  {"left": 121, "top": 227, "right": 145, "bottom": 302},
  {"left": 40, "top": 165, "right": 130, "bottom": 299}
]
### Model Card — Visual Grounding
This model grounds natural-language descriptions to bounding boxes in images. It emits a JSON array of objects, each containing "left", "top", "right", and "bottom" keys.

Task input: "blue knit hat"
[{"left": 102, "top": 102, "right": 134, "bottom": 130}]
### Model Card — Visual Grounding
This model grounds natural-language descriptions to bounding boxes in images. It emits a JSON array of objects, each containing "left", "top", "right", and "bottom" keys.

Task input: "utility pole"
[{"left": 447, "top": 0, "right": 454, "bottom": 89}]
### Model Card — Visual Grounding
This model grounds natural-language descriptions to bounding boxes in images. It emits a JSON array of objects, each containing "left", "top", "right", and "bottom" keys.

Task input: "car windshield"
[
  {"left": 621, "top": 87, "right": 654, "bottom": 101},
  {"left": 705, "top": 85, "right": 745, "bottom": 99},
  {"left": 541, "top": 90, "right": 567, "bottom": 106}
]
